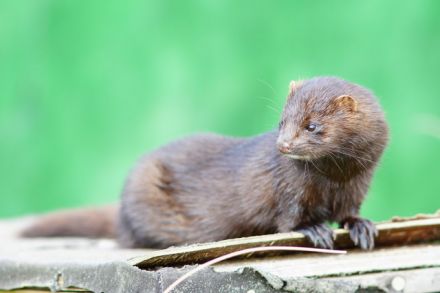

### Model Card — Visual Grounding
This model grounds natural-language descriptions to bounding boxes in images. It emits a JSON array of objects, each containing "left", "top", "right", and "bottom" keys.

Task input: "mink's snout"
[
  {"left": 276, "top": 139, "right": 293, "bottom": 154},
  {"left": 277, "top": 136, "right": 312, "bottom": 159}
]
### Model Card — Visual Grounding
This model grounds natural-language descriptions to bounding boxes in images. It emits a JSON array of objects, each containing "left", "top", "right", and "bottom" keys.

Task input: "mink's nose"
[{"left": 277, "top": 141, "right": 292, "bottom": 154}]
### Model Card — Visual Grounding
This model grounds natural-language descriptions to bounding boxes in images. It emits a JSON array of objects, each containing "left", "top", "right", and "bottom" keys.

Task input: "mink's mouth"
[
  {"left": 276, "top": 137, "right": 313, "bottom": 160},
  {"left": 282, "top": 154, "right": 311, "bottom": 160}
]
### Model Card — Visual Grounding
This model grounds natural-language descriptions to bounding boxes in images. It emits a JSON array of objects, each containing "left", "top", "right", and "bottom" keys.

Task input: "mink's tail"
[{"left": 20, "top": 205, "right": 118, "bottom": 239}]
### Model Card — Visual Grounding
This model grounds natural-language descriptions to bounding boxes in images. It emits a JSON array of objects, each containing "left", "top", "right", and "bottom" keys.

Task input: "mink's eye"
[{"left": 305, "top": 123, "right": 317, "bottom": 132}]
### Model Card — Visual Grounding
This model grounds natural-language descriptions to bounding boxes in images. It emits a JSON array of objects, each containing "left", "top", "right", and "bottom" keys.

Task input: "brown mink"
[
  {"left": 22, "top": 76, "right": 388, "bottom": 250},
  {"left": 117, "top": 76, "right": 388, "bottom": 249}
]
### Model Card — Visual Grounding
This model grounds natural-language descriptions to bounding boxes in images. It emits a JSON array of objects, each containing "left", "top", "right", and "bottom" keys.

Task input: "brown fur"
[
  {"left": 22, "top": 77, "right": 388, "bottom": 250},
  {"left": 21, "top": 205, "right": 117, "bottom": 238},
  {"left": 117, "top": 76, "right": 388, "bottom": 249}
]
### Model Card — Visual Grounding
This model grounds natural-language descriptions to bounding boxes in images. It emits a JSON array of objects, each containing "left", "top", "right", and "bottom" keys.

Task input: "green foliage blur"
[{"left": 1, "top": 1, "right": 439, "bottom": 221}]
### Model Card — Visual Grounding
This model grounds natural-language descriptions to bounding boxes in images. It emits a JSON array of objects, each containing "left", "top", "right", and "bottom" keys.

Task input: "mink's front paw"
[
  {"left": 342, "top": 217, "right": 378, "bottom": 250},
  {"left": 296, "top": 223, "right": 334, "bottom": 249}
]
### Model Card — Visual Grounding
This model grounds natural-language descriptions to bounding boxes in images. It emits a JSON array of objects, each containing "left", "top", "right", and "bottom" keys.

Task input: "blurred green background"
[{"left": 0, "top": 0, "right": 439, "bottom": 221}]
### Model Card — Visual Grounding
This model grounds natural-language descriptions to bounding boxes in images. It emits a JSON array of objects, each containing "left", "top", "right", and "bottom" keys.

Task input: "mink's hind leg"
[
  {"left": 296, "top": 223, "right": 334, "bottom": 249},
  {"left": 117, "top": 159, "right": 194, "bottom": 248},
  {"left": 117, "top": 191, "right": 173, "bottom": 248},
  {"left": 341, "top": 216, "right": 378, "bottom": 250},
  {"left": 117, "top": 202, "right": 149, "bottom": 248}
]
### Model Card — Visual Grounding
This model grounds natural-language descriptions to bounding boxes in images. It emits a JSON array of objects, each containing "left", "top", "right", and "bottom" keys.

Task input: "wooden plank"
[{"left": 129, "top": 217, "right": 440, "bottom": 269}]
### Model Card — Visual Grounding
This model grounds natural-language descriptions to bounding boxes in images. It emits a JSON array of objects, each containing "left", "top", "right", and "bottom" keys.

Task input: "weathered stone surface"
[
  {"left": 0, "top": 259, "right": 156, "bottom": 292},
  {"left": 2, "top": 217, "right": 439, "bottom": 292},
  {"left": 0, "top": 258, "right": 361, "bottom": 293},
  {"left": 0, "top": 218, "right": 362, "bottom": 292}
]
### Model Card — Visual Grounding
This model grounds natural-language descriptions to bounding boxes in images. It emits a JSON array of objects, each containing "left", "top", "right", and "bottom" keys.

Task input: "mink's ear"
[
  {"left": 288, "top": 80, "right": 303, "bottom": 96},
  {"left": 333, "top": 95, "right": 358, "bottom": 112}
]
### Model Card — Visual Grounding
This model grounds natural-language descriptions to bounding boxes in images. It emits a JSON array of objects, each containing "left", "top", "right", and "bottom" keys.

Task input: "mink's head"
[{"left": 276, "top": 77, "right": 388, "bottom": 163}]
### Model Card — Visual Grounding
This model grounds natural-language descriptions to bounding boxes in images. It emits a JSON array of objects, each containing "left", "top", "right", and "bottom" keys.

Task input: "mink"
[
  {"left": 117, "top": 76, "right": 388, "bottom": 249},
  {"left": 22, "top": 76, "right": 388, "bottom": 250}
]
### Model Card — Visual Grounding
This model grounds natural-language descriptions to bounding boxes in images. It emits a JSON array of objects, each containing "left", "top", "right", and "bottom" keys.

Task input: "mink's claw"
[
  {"left": 296, "top": 223, "right": 334, "bottom": 249},
  {"left": 342, "top": 217, "right": 377, "bottom": 250}
]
